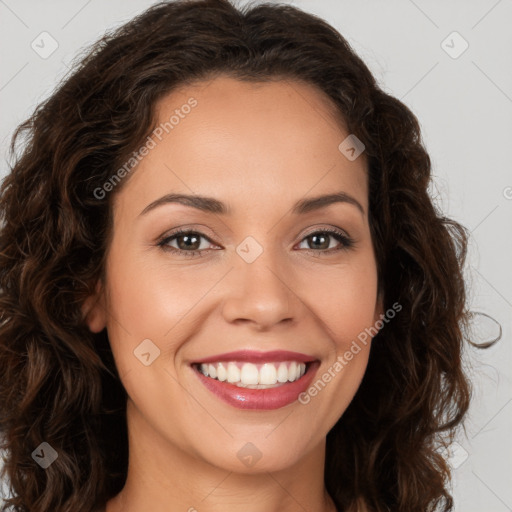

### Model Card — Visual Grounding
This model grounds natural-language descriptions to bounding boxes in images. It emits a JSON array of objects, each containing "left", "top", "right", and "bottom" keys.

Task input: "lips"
[
  {"left": 190, "top": 350, "right": 320, "bottom": 410},
  {"left": 192, "top": 349, "right": 317, "bottom": 364}
]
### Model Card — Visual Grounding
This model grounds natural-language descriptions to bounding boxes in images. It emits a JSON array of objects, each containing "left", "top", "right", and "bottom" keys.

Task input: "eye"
[
  {"left": 157, "top": 228, "right": 217, "bottom": 258},
  {"left": 296, "top": 228, "right": 354, "bottom": 254},
  {"left": 157, "top": 227, "right": 354, "bottom": 258}
]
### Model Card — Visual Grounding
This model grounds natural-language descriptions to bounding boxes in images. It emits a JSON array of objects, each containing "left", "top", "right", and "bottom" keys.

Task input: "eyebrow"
[{"left": 138, "top": 191, "right": 365, "bottom": 217}]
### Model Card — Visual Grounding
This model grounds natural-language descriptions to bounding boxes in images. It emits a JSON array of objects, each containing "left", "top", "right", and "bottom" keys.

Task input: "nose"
[{"left": 221, "top": 243, "right": 295, "bottom": 330}]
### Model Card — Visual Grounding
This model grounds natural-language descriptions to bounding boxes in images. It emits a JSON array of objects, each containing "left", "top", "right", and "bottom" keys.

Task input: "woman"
[{"left": 0, "top": 0, "right": 487, "bottom": 511}]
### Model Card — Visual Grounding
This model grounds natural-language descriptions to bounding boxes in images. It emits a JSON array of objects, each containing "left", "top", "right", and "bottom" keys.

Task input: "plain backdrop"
[{"left": 0, "top": 1, "right": 511, "bottom": 510}]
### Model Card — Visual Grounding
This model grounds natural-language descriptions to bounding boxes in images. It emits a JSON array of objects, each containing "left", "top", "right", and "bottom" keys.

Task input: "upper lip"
[{"left": 192, "top": 349, "right": 317, "bottom": 364}]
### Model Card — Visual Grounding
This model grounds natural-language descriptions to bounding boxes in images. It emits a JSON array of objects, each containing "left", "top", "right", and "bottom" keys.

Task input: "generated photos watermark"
[
  {"left": 298, "top": 301, "right": 402, "bottom": 404},
  {"left": 93, "top": 97, "right": 198, "bottom": 200}
]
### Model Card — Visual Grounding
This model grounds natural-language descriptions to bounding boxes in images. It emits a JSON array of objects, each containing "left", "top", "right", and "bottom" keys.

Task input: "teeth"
[
  {"left": 288, "top": 361, "right": 298, "bottom": 381},
  {"left": 240, "top": 363, "right": 259, "bottom": 385},
  {"left": 277, "top": 362, "right": 288, "bottom": 383},
  {"left": 227, "top": 362, "right": 240, "bottom": 383},
  {"left": 259, "top": 363, "right": 277, "bottom": 385},
  {"left": 208, "top": 364, "right": 217, "bottom": 379},
  {"left": 216, "top": 362, "right": 227, "bottom": 381},
  {"left": 197, "top": 361, "right": 307, "bottom": 387}
]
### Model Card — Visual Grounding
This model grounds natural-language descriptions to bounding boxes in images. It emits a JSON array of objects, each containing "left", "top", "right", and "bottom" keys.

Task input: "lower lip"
[{"left": 192, "top": 361, "right": 320, "bottom": 410}]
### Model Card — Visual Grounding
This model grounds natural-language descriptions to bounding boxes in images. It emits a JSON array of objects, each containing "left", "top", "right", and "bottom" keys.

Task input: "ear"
[{"left": 81, "top": 280, "right": 107, "bottom": 333}]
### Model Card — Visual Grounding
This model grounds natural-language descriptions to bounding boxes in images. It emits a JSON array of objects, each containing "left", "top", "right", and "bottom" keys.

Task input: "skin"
[{"left": 83, "top": 75, "right": 383, "bottom": 512}]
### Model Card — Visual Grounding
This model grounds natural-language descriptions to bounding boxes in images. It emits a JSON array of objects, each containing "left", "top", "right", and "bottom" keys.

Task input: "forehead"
[
  {"left": 158, "top": 75, "right": 346, "bottom": 125},
  {"left": 114, "top": 75, "right": 368, "bottom": 219},
  {"left": 154, "top": 75, "right": 350, "bottom": 152}
]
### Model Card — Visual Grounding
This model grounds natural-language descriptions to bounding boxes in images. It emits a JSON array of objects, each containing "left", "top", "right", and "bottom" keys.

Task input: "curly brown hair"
[{"left": 0, "top": 0, "right": 487, "bottom": 510}]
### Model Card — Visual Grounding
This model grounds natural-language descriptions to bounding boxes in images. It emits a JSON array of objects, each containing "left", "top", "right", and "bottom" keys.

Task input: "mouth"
[
  {"left": 190, "top": 350, "right": 320, "bottom": 410},
  {"left": 192, "top": 360, "right": 311, "bottom": 388}
]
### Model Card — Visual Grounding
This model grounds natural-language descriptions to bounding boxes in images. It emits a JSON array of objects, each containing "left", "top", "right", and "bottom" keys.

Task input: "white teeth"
[
  {"left": 288, "top": 361, "right": 298, "bottom": 381},
  {"left": 277, "top": 362, "right": 288, "bottom": 383},
  {"left": 197, "top": 360, "right": 307, "bottom": 387},
  {"left": 216, "top": 362, "right": 227, "bottom": 381},
  {"left": 240, "top": 363, "right": 259, "bottom": 385},
  {"left": 259, "top": 363, "right": 277, "bottom": 385},
  {"left": 207, "top": 364, "right": 217, "bottom": 379},
  {"left": 227, "top": 362, "right": 240, "bottom": 383}
]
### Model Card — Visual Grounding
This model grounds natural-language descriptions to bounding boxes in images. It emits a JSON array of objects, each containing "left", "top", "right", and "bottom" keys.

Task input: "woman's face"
[{"left": 86, "top": 75, "right": 382, "bottom": 473}]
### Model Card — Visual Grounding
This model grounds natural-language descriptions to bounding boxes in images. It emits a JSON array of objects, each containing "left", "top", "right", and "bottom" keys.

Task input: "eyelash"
[{"left": 156, "top": 227, "right": 355, "bottom": 258}]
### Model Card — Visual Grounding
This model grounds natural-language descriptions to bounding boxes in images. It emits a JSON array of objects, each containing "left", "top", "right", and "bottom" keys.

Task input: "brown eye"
[
  {"left": 173, "top": 232, "right": 202, "bottom": 251},
  {"left": 158, "top": 229, "right": 216, "bottom": 257},
  {"left": 298, "top": 229, "right": 354, "bottom": 253}
]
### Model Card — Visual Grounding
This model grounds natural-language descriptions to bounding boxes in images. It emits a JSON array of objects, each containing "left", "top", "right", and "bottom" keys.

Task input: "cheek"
[
  {"left": 297, "top": 261, "right": 378, "bottom": 430},
  {"left": 304, "top": 256, "right": 379, "bottom": 347},
  {"left": 103, "top": 247, "right": 219, "bottom": 368}
]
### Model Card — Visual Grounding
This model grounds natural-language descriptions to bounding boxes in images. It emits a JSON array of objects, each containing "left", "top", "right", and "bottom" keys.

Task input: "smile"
[
  {"left": 195, "top": 361, "right": 307, "bottom": 388},
  {"left": 191, "top": 350, "right": 320, "bottom": 410}
]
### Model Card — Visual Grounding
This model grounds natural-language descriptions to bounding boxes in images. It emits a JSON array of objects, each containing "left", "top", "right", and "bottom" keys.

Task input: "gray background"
[{"left": 1, "top": 0, "right": 511, "bottom": 510}]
